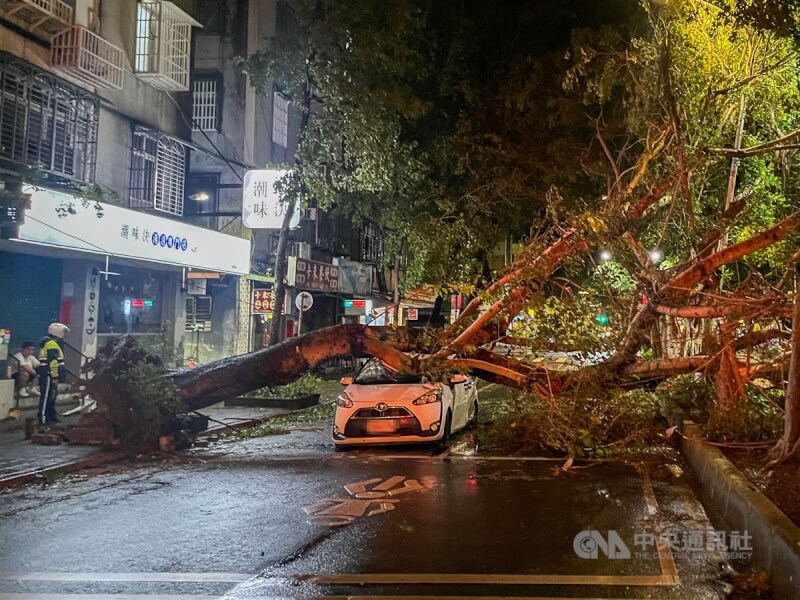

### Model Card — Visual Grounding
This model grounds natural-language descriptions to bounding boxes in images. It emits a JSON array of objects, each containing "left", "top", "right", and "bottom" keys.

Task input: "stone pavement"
[{"left": 0, "top": 397, "right": 103, "bottom": 487}]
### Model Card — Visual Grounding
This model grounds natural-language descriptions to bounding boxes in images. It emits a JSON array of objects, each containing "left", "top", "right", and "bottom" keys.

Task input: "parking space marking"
[
  {"left": 638, "top": 466, "right": 679, "bottom": 582},
  {"left": 0, "top": 572, "right": 250, "bottom": 583},
  {"left": 298, "top": 572, "right": 677, "bottom": 586},
  {"left": 0, "top": 595, "right": 221, "bottom": 600}
]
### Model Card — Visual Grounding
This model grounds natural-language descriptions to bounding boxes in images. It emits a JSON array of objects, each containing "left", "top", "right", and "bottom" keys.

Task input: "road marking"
[
  {"left": 305, "top": 475, "right": 428, "bottom": 526},
  {"left": 298, "top": 573, "right": 678, "bottom": 586},
  {"left": 0, "top": 572, "right": 250, "bottom": 583},
  {"left": 638, "top": 466, "right": 680, "bottom": 583},
  {"left": 320, "top": 597, "right": 664, "bottom": 600},
  {"left": 0, "top": 596, "right": 665, "bottom": 600},
  {"left": 0, "top": 595, "right": 222, "bottom": 600}
]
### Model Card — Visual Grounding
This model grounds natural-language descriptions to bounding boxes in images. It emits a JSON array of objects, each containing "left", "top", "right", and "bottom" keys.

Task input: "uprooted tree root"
[{"left": 83, "top": 336, "right": 188, "bottom": 448}]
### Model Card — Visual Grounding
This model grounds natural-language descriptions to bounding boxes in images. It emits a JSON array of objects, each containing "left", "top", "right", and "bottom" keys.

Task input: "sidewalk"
[
  {"left": 0, "top": 395, "right": 105, "bottom": 489},
  {"left": 0, "top": 381, "right": 343, "bottom": 489}
]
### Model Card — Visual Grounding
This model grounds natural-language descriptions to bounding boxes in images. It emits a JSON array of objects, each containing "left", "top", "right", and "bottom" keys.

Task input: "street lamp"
[
  {"left": 599, "top": 249, "right": 613, "bottom": 262},
  {"left": 649, "top": 249, "right": 664, "bottom": 265}
]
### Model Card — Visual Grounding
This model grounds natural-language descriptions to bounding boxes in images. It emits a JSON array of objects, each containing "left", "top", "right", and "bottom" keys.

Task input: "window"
[
  {"left": 135, "top": 1, "right": 199, "bottom": 91},
  {"left": 360, "top": 222, "right": 384, "bottom": 264},
  {"left": 272, "top": 92, "right": 289, "bottom": 148},
  {"left": 186, "top": 296, "right": 212, "bottom": 332},
  {"left": 192, "top": 76, "right": 219, "bottom": 131},
  {"left": 129, "top": 127, "right": 187, "bottom": 216},
  {"left": 0, "top": 56, "right": 98, "bottom": 184}
]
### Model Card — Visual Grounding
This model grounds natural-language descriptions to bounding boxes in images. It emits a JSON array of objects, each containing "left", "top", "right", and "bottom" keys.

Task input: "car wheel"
[{"left": 469, "top": 401, "right": 478, "bottom": 428}]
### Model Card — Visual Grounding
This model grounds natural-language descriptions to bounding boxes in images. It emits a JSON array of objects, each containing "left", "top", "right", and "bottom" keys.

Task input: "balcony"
[
  {"left": 0, "top": 0, "right": 72, "bottom": 34},
  {"left": 51, "top": 25, "right": 124, "bottom": 89}
]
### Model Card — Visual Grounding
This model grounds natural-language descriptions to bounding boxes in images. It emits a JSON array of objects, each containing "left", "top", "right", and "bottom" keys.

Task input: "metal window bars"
[
  {"left": 135, "top": 1, "right": 199, "bottom": 91},
  {"left": 129, "top": 127, "right": 186, "bottom": 216},
  {"left": 192, "top": 77, "right": 217, "bottom": 131},
  {"left": 360, "top": 222, "right": 385, "bottom": 264},
  {"left": 272, "top": 92, "right": 289, "bottom": 147},
  {"left": 0, "top": 55, "right": 98, "bottom": 184}
]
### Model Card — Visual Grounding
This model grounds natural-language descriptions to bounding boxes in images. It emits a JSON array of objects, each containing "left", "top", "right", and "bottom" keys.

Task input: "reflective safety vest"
[{"left": 38, "top": 337, "right": 64, "bottom": 379}]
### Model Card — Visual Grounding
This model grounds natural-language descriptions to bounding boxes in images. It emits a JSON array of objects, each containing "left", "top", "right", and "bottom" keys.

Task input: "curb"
[
  {"left": 678, "top": 420, "right": 800, "bottom": 599},
  {"left": 198, "top": 400, "right": 334, "bottom": 437},
  {"left": 0, "top": 450, "right": 128, "bottom": 491}
]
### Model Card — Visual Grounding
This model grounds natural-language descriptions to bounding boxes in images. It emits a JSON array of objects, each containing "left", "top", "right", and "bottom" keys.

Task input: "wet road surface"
[{"left": 0, "top": 427, "right": 735, "bottom": 600}]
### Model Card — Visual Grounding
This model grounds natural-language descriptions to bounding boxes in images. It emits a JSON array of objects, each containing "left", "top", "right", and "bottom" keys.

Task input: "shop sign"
[
  {"left": 18, "top": 187, "right": 250, "bottom": 274},
  {"left": 407, "top": 308, "right": 418, "bottom": 321},
  {"left": 252, "top": 289, "right": 274, "bottom": 315},
  {"left": 287, "top": 256, "right": 339, "bottom": 293},
  {"left": 241, "top": 169, "right": 300, "bottom": 229},
  {"left": 335, "top": 258, "right": 373, "bottom": 296}
]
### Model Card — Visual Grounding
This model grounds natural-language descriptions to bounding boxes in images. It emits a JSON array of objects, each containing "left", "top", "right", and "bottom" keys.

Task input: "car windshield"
[{"left": 353, "top": 359, "right": 423, "bottom": 385}]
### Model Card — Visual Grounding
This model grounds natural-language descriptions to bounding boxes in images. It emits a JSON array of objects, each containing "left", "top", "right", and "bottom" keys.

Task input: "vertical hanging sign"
[{"left": 83, "top": 269, "right": 99, "bottom": 360}]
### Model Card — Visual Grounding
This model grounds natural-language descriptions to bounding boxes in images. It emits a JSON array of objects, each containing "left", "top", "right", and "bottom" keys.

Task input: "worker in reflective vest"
[{"left": 37, "top": 322, "right": 68, "bottom": 425}]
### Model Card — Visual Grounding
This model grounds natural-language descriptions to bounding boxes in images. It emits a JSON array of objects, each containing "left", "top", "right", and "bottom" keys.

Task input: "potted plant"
[{"left": 225, "top": 373, "right": 323, "bottom": 409}]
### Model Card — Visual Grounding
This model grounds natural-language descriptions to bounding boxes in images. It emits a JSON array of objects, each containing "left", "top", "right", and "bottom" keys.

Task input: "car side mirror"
[
  {"left": 340, "top": 376, "right": 353, "bottom": 385},
  {"left": 449, "top": 374, "right": 467, "bottom": 384}
]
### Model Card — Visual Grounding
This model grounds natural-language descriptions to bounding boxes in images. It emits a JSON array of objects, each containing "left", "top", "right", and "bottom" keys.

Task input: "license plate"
[{"left": 366, "top": 420, "right": 396, "bottom": 434}]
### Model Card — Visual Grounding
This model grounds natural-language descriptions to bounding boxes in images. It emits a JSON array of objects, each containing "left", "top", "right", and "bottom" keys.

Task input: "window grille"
[
  {"left": 272, "top": 92, "right": 289, "bottom": 147},
  {"left": 135, "top": 1, "right": 199, "bottom": 91},
  {"left": 0, "top": 55, "right": 98, "bottom": 184},
  {"left": 185, "top": 296, "right": 212, "bottom": 332},
  {"left": 360, "top": 222, "right": 384, "bottom": 264},
  {"left": 192, "top": 77, "right": 218, "bottom": 131},
  {"left": 129, "top": 127, "right": 186, "bottom": 216}
]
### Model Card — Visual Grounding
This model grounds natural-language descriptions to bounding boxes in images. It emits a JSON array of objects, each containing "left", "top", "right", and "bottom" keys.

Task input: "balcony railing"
[
  {"left": 0, "top": 0, "right": 72, "bottom": 34},
  {"left": 52, "top": 25, "right": 124, "bottom": 89}
]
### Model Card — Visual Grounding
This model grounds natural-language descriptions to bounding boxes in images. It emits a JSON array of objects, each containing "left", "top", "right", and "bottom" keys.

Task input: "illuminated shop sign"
[
  {"left": 241, "top": 169, "right": 300, "bottom": 229},
  {"left": 18, "top": 187, "right": 250, "bottom": 274}
]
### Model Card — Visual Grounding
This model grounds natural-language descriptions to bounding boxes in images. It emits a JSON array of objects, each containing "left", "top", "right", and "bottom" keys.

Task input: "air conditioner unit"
[{"left": 289, "top": 242, "right": 311, "bottom": 259}]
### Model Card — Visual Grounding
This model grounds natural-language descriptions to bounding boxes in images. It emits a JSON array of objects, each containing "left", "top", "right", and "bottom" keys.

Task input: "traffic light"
[{"left": 595, "top": 313, "right": 609, "bottom": 326}]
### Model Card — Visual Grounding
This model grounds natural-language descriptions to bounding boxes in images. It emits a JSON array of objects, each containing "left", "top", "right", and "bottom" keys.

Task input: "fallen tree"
[{"left": 82, "top": 1, "right": 800, "bottom": 461}]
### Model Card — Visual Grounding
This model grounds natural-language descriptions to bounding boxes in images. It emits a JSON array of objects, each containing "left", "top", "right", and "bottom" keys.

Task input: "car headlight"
[
  {"left": 337, "top": 392, "right": 353, "bottom": 408},
  {"left": 412, "top": 391, "right": 441, "bottom": 405}
]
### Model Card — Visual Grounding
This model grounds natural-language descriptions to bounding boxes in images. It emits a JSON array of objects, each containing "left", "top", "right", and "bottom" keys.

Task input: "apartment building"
[
  {"left": 188, "top": 0, "right": 400, "bottom": 352},
  {"left": 0, "top": 0, "right": 250, "bottom": 379}
]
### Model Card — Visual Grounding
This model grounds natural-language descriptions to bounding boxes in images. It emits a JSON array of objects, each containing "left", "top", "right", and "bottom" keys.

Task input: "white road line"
[
  {"left": 299, "top": 573, "right": 678, "bottom": 586},
  {"left": 321, "top": 597, "right": 663, "bottom": 600},
  {"left": 0, "top": 595, "right": 222, "bottom": 600},
  {"left": 0, "top": 573, "right": 251, "bottom": 583},
  {"left": 637, "top": 466, "right": 680, "bottom": 583}
]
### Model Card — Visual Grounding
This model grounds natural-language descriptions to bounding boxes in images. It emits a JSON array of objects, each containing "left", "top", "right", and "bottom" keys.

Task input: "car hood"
[{"left": 345, "top": 383, "right": 440, "bottom": 405}]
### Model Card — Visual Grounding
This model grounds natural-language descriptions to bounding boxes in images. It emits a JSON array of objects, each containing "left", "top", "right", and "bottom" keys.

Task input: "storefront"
[{"left": 0, "top": 186, "right": 251, "bottom": 373}]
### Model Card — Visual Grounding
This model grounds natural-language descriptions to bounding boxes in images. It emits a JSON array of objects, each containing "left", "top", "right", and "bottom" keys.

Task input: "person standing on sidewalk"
[
  {"left": 10, "top": 342, "right": 40, "bottom": 398},
  {"left": 36, "top": 323, "right": 68, "bottom": 425}
]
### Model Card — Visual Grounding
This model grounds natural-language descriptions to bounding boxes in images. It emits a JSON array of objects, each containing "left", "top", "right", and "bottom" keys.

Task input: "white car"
[{"left": 332, "top": 358, "right": 479, "bottom": 447}]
